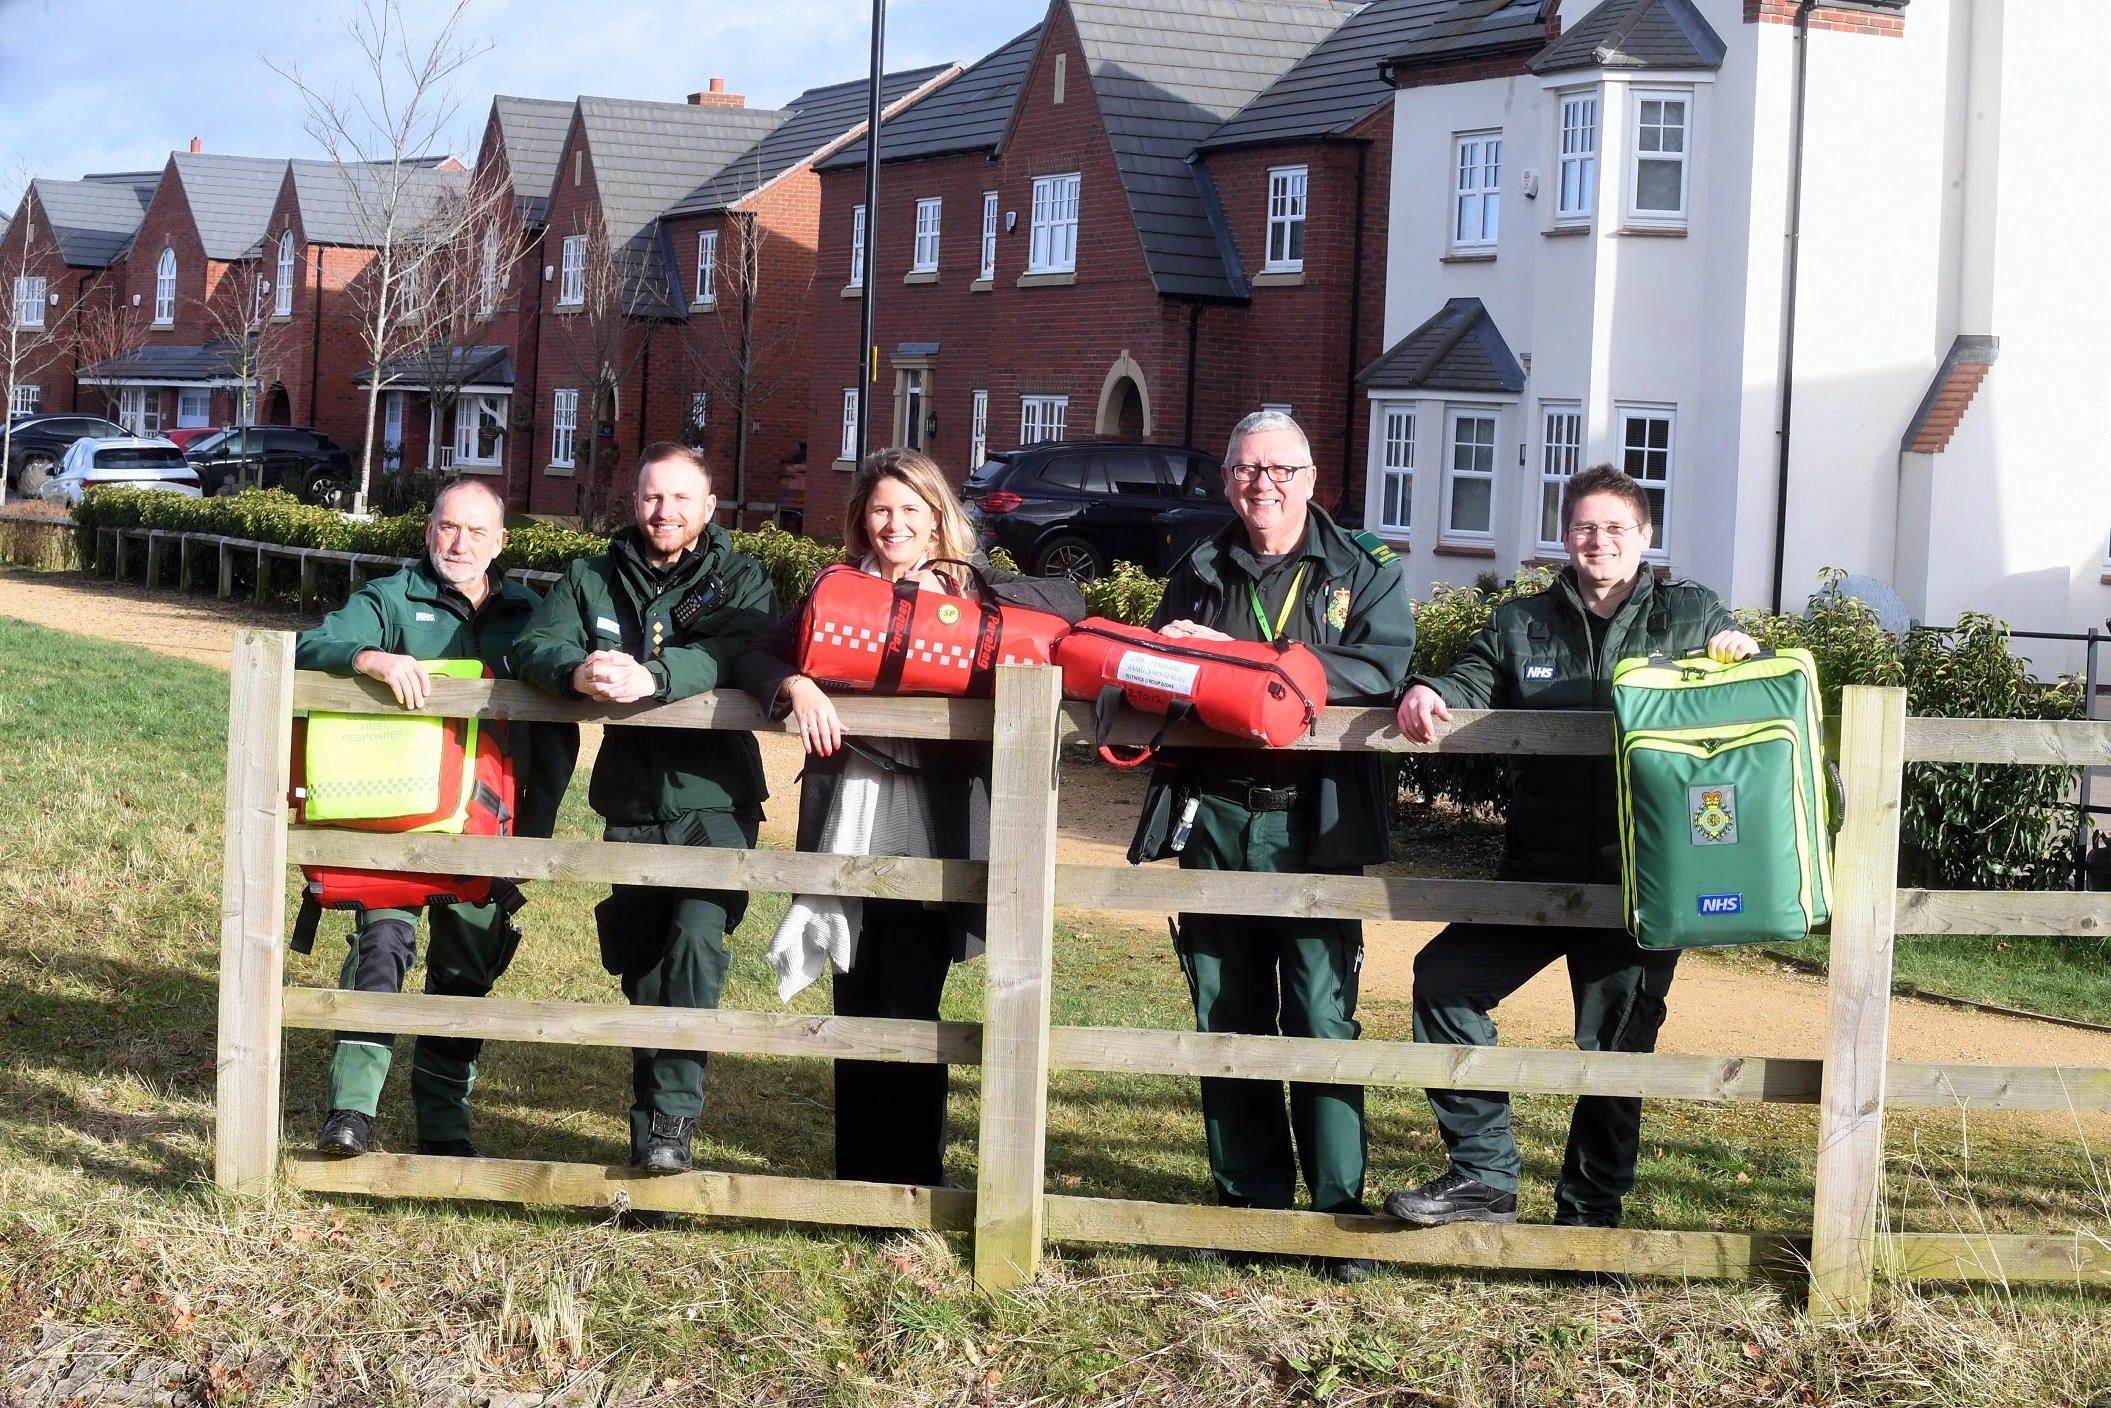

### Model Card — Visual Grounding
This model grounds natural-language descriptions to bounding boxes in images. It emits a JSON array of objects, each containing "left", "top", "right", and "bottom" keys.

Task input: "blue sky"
[{"left": 0, "top": 0, "right": 1038, "bottom": 210}]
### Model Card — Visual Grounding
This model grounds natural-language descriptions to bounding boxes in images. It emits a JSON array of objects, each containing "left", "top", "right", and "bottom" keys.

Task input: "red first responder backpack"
[
  {"left": 1053, "top": 618, "right": 1328, "bottom": 768},
  {"left": 286, "top": 666, "right": 522, "bottom": 954},
  {"left": 797, "top": 559, "right": 1070, "bottom": 698}
]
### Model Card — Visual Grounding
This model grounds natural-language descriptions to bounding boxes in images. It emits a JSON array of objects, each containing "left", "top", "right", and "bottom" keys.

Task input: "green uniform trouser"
[
  {"left": 1174, "top": 793, "right": 1366, "bottom": 1214},
  {"left": 597, "top": 806, "right": 757, "bottom": 1160},
  {"left": 1412, "top": 923, "right": 1679, "bottom": 1225},
  {"left": 328, "top": 900, "right": 522, "bottom": 1143}
]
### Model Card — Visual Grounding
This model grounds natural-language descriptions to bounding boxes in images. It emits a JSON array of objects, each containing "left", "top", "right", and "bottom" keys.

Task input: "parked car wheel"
[
  {"left": 16, "top": 455, "right": 54, "bottom": 498},
  {"left": 303, "top": 465, "right": 349, "bottom": 509},
  {"left": 1033, "top": 534, "right": 1104, "bottom": 582}
]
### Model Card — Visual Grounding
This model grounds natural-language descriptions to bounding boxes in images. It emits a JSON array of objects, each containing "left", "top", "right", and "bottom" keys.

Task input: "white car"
[{"left": 39, "top": 436, "right": 202, "bottom": 508}]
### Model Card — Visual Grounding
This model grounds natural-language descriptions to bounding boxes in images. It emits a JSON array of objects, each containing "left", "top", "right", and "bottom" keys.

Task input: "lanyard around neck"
[{"left": 1246, "top": 560, "right": 1308, "bottom": 643}]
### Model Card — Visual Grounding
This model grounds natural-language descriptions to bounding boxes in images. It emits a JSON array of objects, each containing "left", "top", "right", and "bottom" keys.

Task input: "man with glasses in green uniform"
[
  {"left": 1129, "top": 409, "right": 1416, "bottom": 1280},
  {"left": 298, "top": 477, "right": 579, "bottom": 1158}
]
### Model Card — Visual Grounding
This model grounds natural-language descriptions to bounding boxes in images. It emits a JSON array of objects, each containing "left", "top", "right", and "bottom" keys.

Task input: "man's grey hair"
[
  {"left": 1224, "top": 409, "right": 1311, "bottom": 466},
  {"left": 429, "top": 476, "right": 506, "bottom": 519}
]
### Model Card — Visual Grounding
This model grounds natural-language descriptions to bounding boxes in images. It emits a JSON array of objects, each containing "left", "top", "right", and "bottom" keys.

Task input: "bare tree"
[
  {"left": 270, "top": 0, "right": 488, "bottom": 512},
  {"left": 392, "top": 165, "right": 522, "bottom": 474},
  {"left": 71, "top": 292, "right": 150, "bottom": 424},
  {"left": 548, "top": 219, "right": 668, "bottom": 530},
  {"left": 1, "top": 188, "right": 67, "bottom": 505},
  {"left": 677, "top": 212, "right": 814, "bottom": 524}
]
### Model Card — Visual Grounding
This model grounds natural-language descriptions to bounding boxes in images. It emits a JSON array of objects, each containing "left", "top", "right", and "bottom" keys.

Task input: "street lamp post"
[{"left": 854, "top": 0, "right": 885, "bottom": 464}]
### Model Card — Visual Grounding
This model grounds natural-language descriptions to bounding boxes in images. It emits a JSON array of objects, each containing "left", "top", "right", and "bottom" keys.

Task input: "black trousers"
[{"left": 834, "top": 898, "right": 954, "bottom": 1186}]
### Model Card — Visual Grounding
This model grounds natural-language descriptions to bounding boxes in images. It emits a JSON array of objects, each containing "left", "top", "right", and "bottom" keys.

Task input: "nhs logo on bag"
[{"left": 1698, "top": 894, "right": 1743, "bottom": 916}]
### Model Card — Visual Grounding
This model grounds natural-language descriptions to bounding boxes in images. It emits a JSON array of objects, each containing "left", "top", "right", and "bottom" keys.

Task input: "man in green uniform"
[
  {"left": 1385, "top": 464, "right": 1755, "bottom": 1231},
  {"left": 1130, "top": 409, "right": 1416, "bottom": 1279},
  {"left": 297, "top": 477, "right": 579, "bottom": 1158},
  {"left": 511, "top": 443, "right": 775, "bottom": 1173}
]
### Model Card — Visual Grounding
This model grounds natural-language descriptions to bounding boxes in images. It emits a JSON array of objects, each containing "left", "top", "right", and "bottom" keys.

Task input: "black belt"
[{"left": 1190, "top": 778, "right": 1307, "bottom": 812}]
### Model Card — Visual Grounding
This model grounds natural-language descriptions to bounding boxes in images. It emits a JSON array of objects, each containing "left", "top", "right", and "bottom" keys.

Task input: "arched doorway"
[
  {"left": 266, "top": 383, "right": 291, "bottom": 425},
  {"left": 1094, "top": 352, "right": 1152, "bottom": 440}
]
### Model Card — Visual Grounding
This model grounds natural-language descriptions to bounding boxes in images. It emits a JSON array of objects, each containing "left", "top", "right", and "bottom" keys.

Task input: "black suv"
[
  {"left": 5, "top": 414, "right": 130, "bottom": 496},
  {"left": 185, "top": 427, "right": 358, "bottom": 506},
  {"left": 962, "top": 442, "right": 1236, "bottom": 580}
]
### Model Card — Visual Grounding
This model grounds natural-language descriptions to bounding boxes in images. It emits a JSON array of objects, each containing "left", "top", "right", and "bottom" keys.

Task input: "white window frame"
[
  {"left": 1617, "top": 403, "right": 1675, "bottom": 554},
  {"left": 1442, "top": 407, "right": 1499, "bottom": 544},
  {"left": 550, "top": 388, "right": 578, "bottom": 467},
  {"left": 1264, "top": 166, "right": 1307, "bottom": 272},
  {"left": 454, "top": 393, "right": 507, "bottom": 468},
  {"left": 1629, "top": 90, "right": 1690, "bottom": 226},
  {"left": 558, "top": 235, "right": 586, "bottom": 306},
  {"left": 383, "top": 391, "right": 405, "bottom": 469},
  {"left": 1019, "top": 394, "right": 1068, "bottom": 446},
  {"left": 175, "top": 390, "right": 211, "bottom": 429},
  {"left": 695, "top": 229, "right": 717, "bottom": 304},
  {"left": 1556, "top": 93, "right": 1597, "bottom": 224},
  {"left": 1451, "top": 133, "right": 1501, "bottom": 252},
  {"left": 912, "top": 197, "right": 941, "bottom": 274},
  {"left": 120, "top": 387, "right": 161, "bottom": 436},
  {"left": 1375, "top": 404, "right": 1414, "bottom": 535},
  {"left": 1028, "top": 174, "right": 1080, "bottom": 274},
  {"left": 898, "top": 368, "right": 926, "bottom": 449},
  {"left": 840, "top": 387, "right": 859, "bottom": 461},
  {"left": 849, "top": 205, "right": 866, "bottom": 288},
  {"left": 979, "top": 191, "right": 998, "bottom": 281},
  {"left": 10, "top": 383, "right": 39, "bottom": 417},
  {"left": 275, "top": 231, "right": 297, "bottom": 316},
  {"left": 689, "top": 391, "right": 708, "bottom": 431},
  {"left": 969, "top": 388, "right": 989, "bottom": 468},
  {"left": 397, "top": 262, "right": 420, "bottom": 320},
  {"left": 12, "top": 275, "right": 45, "bottom": 329},
  {"left": 478, "top": 221, "right": 499, "bottom": 315},
  {"left": 1537, "top": 402, "right": 1583, "bottom": 549},
  {"left": 153, "top": 248, "right": 176, "bottom": 325}
]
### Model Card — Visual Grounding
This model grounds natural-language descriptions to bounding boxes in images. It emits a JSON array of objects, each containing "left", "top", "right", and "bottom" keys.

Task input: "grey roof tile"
[
  {"left": 1356, "top": 296, "right": 1525, "bottom": 393},
  {"left": 27, "top": 172, "right": 158, "bottom": 267},
  {"left": 1385, "top": 0, "right": 1552, "bottom": 67},
  {"left": 820, "top": 27, "right": 1042, "bottom": 170},
  {"left": 1527, "top": 0, "right": 1725, "bottom": 74},
  {"left": 356, "top": 343, "right": 513, "bottom": 389},
  {"left": 80, "top": 336, "right": 252, "bottom": 384},
  {"left": 170, "top": 153, "right": 293, "bottom": 260},
  {"left": 1200, "top": 0, "right": 1457, "bottom": 150},
  {"left": 287, "top": 160, "right": 471, "bottom": 247},
  {"left": 492, "top": 96, "right": 575, "bottom": 226},
  {"left": 671, "top": 65, "right": 955, "bottom": 215},
  {"left": 1069, "top": 0, "right": 1357, "bottom": 299}
]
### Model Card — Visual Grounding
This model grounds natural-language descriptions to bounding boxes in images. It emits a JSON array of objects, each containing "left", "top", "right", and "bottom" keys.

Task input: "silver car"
[{"left": 40, "top": 437, "right": 202, "bottom": 507}]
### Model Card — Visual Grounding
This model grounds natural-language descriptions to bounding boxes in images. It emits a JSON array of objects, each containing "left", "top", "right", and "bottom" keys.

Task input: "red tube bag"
[
  {"left": 797, "top": 559, "right": 1070, "bottom": 697},
  {"left": 1054, "top": 618, "right": 1328, "bottom": 767}
]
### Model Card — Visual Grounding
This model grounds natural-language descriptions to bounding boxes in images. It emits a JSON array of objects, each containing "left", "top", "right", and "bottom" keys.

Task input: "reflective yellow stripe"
[{"left": 304, "top": 658, "right": 483, "bottom": 827}]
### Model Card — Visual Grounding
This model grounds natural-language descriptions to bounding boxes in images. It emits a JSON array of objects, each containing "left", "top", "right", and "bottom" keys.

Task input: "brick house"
[
  {"left": 801, "top": 0, "right": 1433, "bottom": 546},
  {"left": 2, "top": 170, "right": 159, "bottom": 420}
]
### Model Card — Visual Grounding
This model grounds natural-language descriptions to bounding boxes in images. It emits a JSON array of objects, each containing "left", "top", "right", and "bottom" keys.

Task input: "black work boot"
[
  {"left": 1321, "top": 1257, "right": 1375, "bottom": 1283},
  {"left": 1382, "top": 1168, "right": 1519, "bottom": 1226},
  {"left": 317, "top": 1109, "right": 374, "bottom": 1157},
  {"left": 635, "top": 1113, "right": 696, "bottom": 1174},
  {"left": 415, "top": 1138, "right": 480, "bottom": 1158}
]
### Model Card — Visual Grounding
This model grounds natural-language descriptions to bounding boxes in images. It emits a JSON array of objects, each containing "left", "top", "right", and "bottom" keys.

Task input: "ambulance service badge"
[
  {"left": 1690, "top": 785, "right": 1738, "bottom": 845},
  {"left": 1326, "top": 588, "right": 1351, "bottom": 631}
]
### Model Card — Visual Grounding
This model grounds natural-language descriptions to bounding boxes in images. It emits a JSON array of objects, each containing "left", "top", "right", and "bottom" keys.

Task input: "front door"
[{"left": 382, "top": 393, "right": 404, "bottom": 470}]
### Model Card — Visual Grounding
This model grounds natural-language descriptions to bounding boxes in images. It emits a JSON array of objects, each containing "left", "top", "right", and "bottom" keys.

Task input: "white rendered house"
[{"left": 1359, "top": 0, "right": 2110, "bottom": 658}]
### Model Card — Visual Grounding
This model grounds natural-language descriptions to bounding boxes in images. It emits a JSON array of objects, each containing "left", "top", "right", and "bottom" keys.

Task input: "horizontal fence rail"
[{"left": 213, "top": 632, "right": 2111, "bottom": 1317}]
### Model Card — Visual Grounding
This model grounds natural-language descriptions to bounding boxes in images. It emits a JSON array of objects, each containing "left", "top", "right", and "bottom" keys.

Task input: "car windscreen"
[
  {"left": 93, "top": 448, "right": 189, "bottom": 469},
  {"left": 186, "top": 431, "right": 233, "bottom": 455}
]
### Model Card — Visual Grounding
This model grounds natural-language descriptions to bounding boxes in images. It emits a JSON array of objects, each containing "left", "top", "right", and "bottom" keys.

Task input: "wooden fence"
[
  {"left": 88, "top": 524, "right": 560, "bottom": 611},
  {"left": 216, "top": 629, "right": 2111, "bottom": 1319}
]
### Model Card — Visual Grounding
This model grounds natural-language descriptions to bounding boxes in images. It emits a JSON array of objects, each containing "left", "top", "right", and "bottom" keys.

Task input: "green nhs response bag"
[{"left": 1613, "top": 649, "right": 1832, "bottom": 949}]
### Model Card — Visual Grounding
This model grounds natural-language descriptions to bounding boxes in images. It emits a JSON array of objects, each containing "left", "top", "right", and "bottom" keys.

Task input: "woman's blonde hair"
[{"left": 842, "top": 448, "right": 978, "bottom": 566}]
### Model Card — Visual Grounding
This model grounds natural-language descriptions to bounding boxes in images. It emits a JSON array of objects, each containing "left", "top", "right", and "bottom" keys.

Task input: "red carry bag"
[
  {"left": 1053, "top": 618, "right": 1328, "bottom": 768},
  {"left": 797, "top": 559, "right": 1069, "bottom": 697}
]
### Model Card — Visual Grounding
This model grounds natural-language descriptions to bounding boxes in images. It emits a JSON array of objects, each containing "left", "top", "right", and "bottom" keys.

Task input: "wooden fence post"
[
  {"left": 253, "top": 548, "right": 270, "bottom": 606},
  {"left": 178, "top": 536, "right": 195, "bottom": 593},
  {"left": 218, "top": 540, "right": 233, "bottom": 599},
  {"left": 298, "top": 552, "right": 317, "bottom": 614},
  {"left": 1808, "top": 684, "right": 1908, "bottom": 1320},
  {"left": 974, "top": 664, "right": 1064, "bottom": 1289},
  {"left": 145, "top": 532, "right": 163, "bottom": 588},
  {"left": 112, "top": 529, "right": 128, "bottom": 582},
  {"left": 216, "top": 629, "right": 295, "bottom": 1195}
]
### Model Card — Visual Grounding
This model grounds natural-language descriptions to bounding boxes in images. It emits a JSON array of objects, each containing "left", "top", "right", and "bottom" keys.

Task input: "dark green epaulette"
[{"left": 1350, "top": 528, "right": 1400, "bottom": 569}]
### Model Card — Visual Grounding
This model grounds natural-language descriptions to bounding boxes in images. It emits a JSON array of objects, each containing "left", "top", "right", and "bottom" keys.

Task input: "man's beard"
[{"left": 431, "top": 552, "right": 487, "bottom": 586}]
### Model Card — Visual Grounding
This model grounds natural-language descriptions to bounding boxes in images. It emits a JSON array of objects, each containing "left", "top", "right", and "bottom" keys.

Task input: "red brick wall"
[
  {"left": 1745, "top": 0, "right": 1904, "bottom": 36},
  {"left": 0, "top": 190, "right": 107, "bottom": 415}
]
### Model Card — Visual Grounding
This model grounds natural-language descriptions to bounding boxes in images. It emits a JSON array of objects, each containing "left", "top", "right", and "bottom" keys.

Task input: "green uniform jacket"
[
  {"left": 1415, "top": 566, "right": 1735, "bottom": 885},
  {"left": 1129, "top": 506, "right": 1417, "bottom": 869},
  {"left": 293, "top": 558, "right": 580, "bottom": 840},
  {"left": 508, "top": 523, "right": 775, "bottom": 824}
]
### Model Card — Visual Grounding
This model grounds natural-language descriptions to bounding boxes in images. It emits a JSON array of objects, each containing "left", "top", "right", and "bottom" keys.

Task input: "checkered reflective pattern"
[{"left": 811, "top": 621, "right": 884, "bottom": 654}]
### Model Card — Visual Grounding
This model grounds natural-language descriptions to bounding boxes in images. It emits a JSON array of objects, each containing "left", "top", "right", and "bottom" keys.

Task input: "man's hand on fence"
[
  {"left": 1158, "top": 619, "right": 1233, "bottom": 642},
  {"left": 1708, "top": 630, "right": 1760, "bottom": 663},
  {"left": 353, "top": 650, "right": 433, "bottom": 709},
  {"left": 572, "top": 651, "right": 658, "bottom": 703},
  {"left": 1396, "top": 683, "right": 1452, "bottom": 744}
]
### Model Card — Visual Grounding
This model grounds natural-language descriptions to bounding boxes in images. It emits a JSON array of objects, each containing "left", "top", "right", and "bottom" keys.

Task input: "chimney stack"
[
  {"left": 190, "top": 137, "right": 202, "bottom": 153},
  {"left": 686, "top": 77, "right": 745, "bottom": 108}
]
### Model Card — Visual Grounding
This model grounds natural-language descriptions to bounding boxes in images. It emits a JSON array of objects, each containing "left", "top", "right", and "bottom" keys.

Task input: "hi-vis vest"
[{"left": 300, "top": 658, "right": 487, "bottom": 830}]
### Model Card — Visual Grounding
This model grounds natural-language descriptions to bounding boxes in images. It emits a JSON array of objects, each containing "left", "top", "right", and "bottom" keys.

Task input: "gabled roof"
[
  {"left": 492, "top": 96, "right": 575, "bottom": 227},
  {"left": 285, "top": 160, "right": 471, "bottom": 247},
  {"left": 1528, "top": 0, "right": 1725, "bottom": 74},
  {"left": 1065, "top": 0, "right": 1359, "bottom": 300},
  {"left": 1201, "top": 0, "right": 1455, "bottom": 151},
  {"left": 1384, "top": 0, "right": 1553, "bottom": 70},
  {"left": 821, "top": 28, "right": 1042, "bottom": 170},
  {"left": 1357, "top": 297, "right": 1526, "bottom": 393},
  {"left": 168, "top": 153, "right": 293, "bottom": 260},
  {"left": 25, "top": 172, "right": 159, "bottom": 267},
  {"left": 670, "top": 65, "right": 956, "bottom": 216}
]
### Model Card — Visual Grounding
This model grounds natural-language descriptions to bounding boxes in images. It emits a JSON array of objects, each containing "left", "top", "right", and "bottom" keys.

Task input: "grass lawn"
[
  {"left": 5, "top": 613, "right": 2111, "bottom": 1405},
  {"left": 1772, "top": 932, "right": 2111, "bottom": 1028}
]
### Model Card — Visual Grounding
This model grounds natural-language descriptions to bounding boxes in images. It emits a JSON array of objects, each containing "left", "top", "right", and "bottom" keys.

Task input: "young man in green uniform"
[
  {"left": 1385, "top": 464, "right": 1755, "bottom": 1230},
  {"left": 511, "top": 443, "right": 775, "bottom": 1173},
  {"left": 1131, "top": 409, "right": 1416, "bottom": 1280},
  {"left": 296, "top": 477, "right": 579, "bottom": 1157}
]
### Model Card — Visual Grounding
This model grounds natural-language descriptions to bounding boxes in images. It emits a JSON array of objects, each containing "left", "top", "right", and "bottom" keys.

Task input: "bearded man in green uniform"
[
  {"left": 511, "top": 443, "right": 775, "bottom": 1174},
  {"left": 1130, "top": 409, "right": 1416, "bottom": 1280},
  {"left": 1385, "top": 464, "right": 1756, "bottom": 1232},
  {"left": 297, "top": 477, "right": 579, "bottom": 1158}
]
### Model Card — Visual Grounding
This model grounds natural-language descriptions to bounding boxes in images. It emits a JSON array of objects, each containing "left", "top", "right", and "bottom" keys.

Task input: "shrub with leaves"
[
  {"left": 1398, "top": 566, "right": 1555, "bottom": 816},
  {"left": 1082, "top": 561, "right": 1167, "bottom": 627}
]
